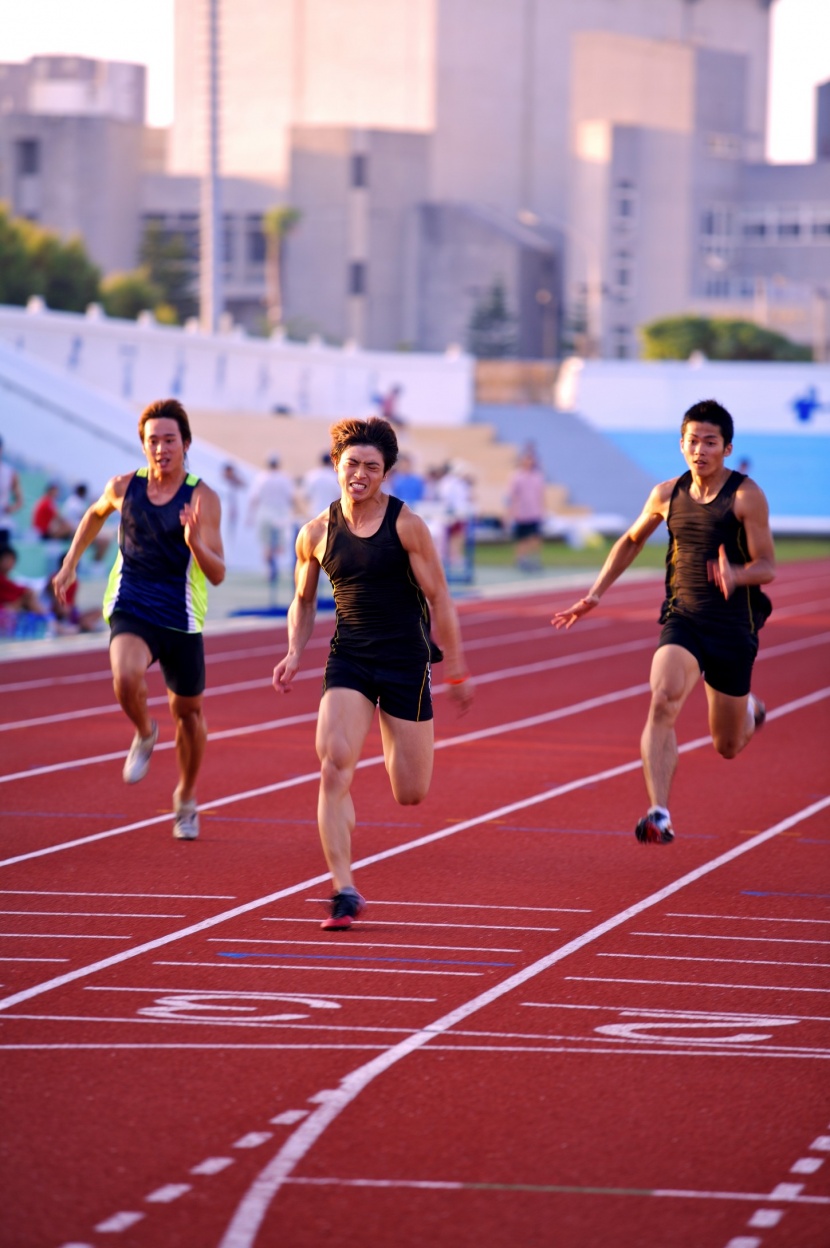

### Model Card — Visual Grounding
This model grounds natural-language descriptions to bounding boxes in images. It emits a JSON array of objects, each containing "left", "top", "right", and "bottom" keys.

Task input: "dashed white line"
[
  {"left": 191, "top": 1157, "right": 234, "bottom": 1175},
  {"left": 146, "top": 1183, "right": 191, "bottom": 1203}
]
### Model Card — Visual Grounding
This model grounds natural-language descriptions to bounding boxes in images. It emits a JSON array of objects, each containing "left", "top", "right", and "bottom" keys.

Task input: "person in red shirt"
[
  {"left": 0, "top": 545, "right": 45, "bottom": 614},
  {"left": 31, "top": 484, "right": 73, "bottom": 541}
]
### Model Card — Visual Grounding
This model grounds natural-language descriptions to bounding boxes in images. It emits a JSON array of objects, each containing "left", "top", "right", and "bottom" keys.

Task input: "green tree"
[
  {"left": 263, "top": 205, "right": 302, "bottom": 331},
  {"left": 138, "top": 221, "right": 197, "bottom": 324},
  {"left": 0, "top": 205, "right": 37, "bottom": 304},
  {"left": 642, "top": 314, "right": 812, "bottom": 362},
  {"left": 100, "top": 269, "right": 166, "bottom": 320},
  {"left": 27, "top": 233, "right": 100, "bottom": 313},
  {"left": 468, "top": 278, "right": 518, "bottom": 358},
  {"left": 0, "top": 207, "right": 100, "bottom": 311}
]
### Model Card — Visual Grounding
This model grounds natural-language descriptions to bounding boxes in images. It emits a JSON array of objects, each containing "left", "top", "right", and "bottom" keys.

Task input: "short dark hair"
[
  {"left": 681, "top": 399, "right": 734, "bottom": 446},
  {"left": 138, "top": 398, "right": 192, "bottom": 448},
  {"left": 329, "top": 417, "right": 399, "bottom": 473}
]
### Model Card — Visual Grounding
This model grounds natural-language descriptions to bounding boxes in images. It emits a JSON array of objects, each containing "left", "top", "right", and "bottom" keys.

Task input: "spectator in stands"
[
  {"left": 247, "top": 454, "right": 296, "bottom": 583},
  {"left": 31, "top": 482, "right": 74, "bottom": 543},
  {"left": 437, "top": 460, "right": 475, "bottom": 570},
  {"left": 300, "top": 451, "right": 341, "bottom": 520},
  {"left": 0, "top": 544, "right": 46, "bottom": 617},
  {"left": 378, "top": 383, "right": 405, "bottom": 427},
  {"left": 506, "top": 447, "right": 546, "bottom": 571},
  {"left": 0, "top": 437, "right": 23, "bottom": 545},
  {"left": 389, "top": 453, "right": 425, "bottom": 507},
  {"left": 63, "top": 484, "right": 111, "bottom": 560},
  {"left": 221, "top": 461, "right": 248, "bottom": 548}
]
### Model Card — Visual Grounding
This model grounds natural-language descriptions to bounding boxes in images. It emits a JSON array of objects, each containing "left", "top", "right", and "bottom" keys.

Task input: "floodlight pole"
[{"left": 200, "top": 0, "right": 223, "bottom": 334}]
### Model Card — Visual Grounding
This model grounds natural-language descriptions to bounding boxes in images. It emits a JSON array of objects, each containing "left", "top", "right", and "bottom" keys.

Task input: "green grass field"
[{"left": 473, "top": 536, "right": 830, "bottom": 571}]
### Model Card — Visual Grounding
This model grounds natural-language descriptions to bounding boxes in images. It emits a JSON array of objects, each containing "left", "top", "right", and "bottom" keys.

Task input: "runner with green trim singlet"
[{"left": 53, "top": 398, "right": 225, "bottom": 841}]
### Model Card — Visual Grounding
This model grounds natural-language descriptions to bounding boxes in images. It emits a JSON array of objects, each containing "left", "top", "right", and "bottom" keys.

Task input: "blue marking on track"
[
  {"left": 743, "top": 890, "right": 830, "bottom": 899},
  {"left": 216, "top": 951, "right": 514, "bottom": 967}
]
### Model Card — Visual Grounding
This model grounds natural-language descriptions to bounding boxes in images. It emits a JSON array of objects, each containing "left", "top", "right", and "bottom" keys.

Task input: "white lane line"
[
  {"left": 154, "top": 960, "right": 483, "bottom": 977},
  {"left": 234, "top": 1133, "right": 272, "bottom": 1149},
  {"left": 599, "top": 954, "right": 830, "bottom": 970},
  {"left": 95, "top": 1211, "right": 144, "bottom": 1232},
  {"left": 3, "top": 630, "right": 827, "bottom": 788},
  {"left": 630, "top": 931, "right": 830, "bottom": 946},
  {"left": 7, "top": 1041, "right": 830, "bottom": 1060},
  {"left": 791, "top": 1157, "right": 824, "bottom": 1174},
  {"left": 217, "top": 796, "right": 830, "bottom": 1248},
  {"left": 85, "top": 985, "right": 435, "bottom": 1003},
  {"left": 261, "top": 918, "right": 562, "bottom": 932},
  {"left": 208, "top": 938, "right": 523, "bottom": 953},
  {"left": 567, "top": 976, "right": 830, "bottom": 996},
  {"left": 146, "top": 1184, "right": 191, "bottom": 1203},
  {"left": 0, "top": 633, "right": 651, "bottom": 734},
  {"left": 317, "top": 900, "right": 587, "bottom": 913},
  {"left": 239, "top": 1174, "right": 830, "bottom": 1204},
  {"left": 0, "top": 712, "right": 319, "bottom": 780},
  {"left": 668, "top": 913, "right": 830, "bottom": 926},
  {"left": 0, "top": 680, "right": 654, "bottom": 861},
  {"left": 1, "top": 710, "right": 827, "bottom": 1014},
  {"left": 271, "top": 1111, "right": 308, "bottom": 1125},
  {"left": 0, "top": 889, "right": 236, "bottom": 899},
  {"left": 191, "top": 1157, "right": 234, "bottom": 1176},
  {"left": 0, "top": 910, "right": 186, "bottom": 919},
  {"left": 0, "top": 933, "right": 131, "bottom": 941},
  {"left": 0, "top": 957, "right": 68, "bottom": 963}
]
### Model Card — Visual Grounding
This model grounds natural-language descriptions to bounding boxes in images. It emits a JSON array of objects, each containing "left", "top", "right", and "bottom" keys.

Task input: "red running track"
[{"left": 0, "top": 562, "right": 829, "bottom": 1248}]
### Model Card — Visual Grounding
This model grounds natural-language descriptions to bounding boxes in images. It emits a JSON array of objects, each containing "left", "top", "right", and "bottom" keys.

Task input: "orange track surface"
[{"left": 1, "top": 562, "right": 828, "bottom": 1248}]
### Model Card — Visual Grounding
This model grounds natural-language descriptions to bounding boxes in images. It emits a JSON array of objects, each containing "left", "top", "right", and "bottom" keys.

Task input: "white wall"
[
  {"left": 0, "top": 303, "right": 473, "bottom": 427},
  {"left": 555, "top": 357, "right": 830, "bottom": 434}
]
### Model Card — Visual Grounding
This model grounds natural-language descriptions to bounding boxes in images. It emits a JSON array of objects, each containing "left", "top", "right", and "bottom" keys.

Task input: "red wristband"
[{"left": 447, "top": 673, "right": 469, "bottom": 685}]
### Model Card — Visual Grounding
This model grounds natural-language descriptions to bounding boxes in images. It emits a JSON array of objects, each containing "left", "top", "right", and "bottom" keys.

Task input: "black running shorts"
[
  {"left": 109, "top": 610, "right": 206, "bottom": 697},
  {"left": 323, "top": 651, "right": 433, "bottom": 722},
  {"left": 657, "top": 613, "right": 758, "bottom": 698}
]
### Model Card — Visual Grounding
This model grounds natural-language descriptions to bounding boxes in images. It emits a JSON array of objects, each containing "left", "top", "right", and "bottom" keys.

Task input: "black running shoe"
[
  {"left": 321, "top": 889, "right": 366, "bottom": 931},
  {"left": 635, "top": 811, "right": 675, "bottom": 845}
]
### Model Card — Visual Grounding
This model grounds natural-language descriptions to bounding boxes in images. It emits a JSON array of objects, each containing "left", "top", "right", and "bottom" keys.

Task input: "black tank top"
[
  {"left": 322, "top": 495, "right": 440, "bottom": 664},
  {"left": 660, "top": 470, "right": 771, "bottom": 634}
]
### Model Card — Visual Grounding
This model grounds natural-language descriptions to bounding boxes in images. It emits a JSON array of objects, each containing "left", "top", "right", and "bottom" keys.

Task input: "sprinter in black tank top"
[
  {"left": 273, "top": 417, "right": 473, "bottom": 930},
  {"left": 553, "top": 399, "right": 775, "bottom": 846}
]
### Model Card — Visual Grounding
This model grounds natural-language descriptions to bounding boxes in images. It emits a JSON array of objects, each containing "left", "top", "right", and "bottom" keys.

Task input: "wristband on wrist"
[
  {"left": 583, "top": 593, "right": 600, "bottom": 605},
  {"left": 447, "top": 673, "right": 469, "bottom": 685}
]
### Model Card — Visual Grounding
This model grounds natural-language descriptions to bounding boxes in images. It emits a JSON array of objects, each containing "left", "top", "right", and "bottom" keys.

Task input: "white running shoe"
[
  {"left": 122, "top": 721, "right": 158, "bottom": 784},
  {"left": 173, "top": 798, "right": 199, "bottom": 841}
]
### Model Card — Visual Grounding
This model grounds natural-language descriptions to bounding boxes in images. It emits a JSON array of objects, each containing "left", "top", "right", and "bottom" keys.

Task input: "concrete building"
[
  {"left": 2, "top": 3, "right": 829, "bottom": 359},
  {"left": 0, "top": 57, "right": 147, "bottom": 275}
]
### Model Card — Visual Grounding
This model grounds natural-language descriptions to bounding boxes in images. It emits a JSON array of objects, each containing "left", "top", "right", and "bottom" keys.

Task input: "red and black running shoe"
[
  {"left": 635, "top": 811, "right": 675, "bottom": 845},
  {"left": 321, "top": 889, "right": 367, "bottom": 931}
]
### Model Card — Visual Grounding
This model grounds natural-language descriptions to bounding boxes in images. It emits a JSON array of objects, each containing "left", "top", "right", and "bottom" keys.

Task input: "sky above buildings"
[{"left": 2, "top": 0, "right": 829, "bottom": 163}]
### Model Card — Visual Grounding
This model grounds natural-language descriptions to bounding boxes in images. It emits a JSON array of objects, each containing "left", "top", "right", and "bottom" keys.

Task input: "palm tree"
[{"left": 263, "top": 205, "right": 302, "bottom": 331}]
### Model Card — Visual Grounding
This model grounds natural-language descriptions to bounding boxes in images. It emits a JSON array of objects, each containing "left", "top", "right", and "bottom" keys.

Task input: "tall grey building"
[{"left": 2, "top": 2, "right": 829, "bottom": 358}]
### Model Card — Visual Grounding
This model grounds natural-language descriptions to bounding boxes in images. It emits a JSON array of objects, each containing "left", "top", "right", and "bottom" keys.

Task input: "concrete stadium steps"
[{"left": 187, "top": 409, "right": 587, "bottom": 521}]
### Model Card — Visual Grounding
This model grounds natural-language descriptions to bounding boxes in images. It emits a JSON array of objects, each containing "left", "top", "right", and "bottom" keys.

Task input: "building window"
[
  {"left": 348, "top": 261, "right": 367, "bottom": 296},
  {"left": 16, "top": 138, "right": 39, "bottom": 176},
  {"left": 613, "top": 181, "right": 637, "bottom": 231},
  {"left": 350, "top": 153, "right": 368, "bottom": 189},
  {"left": 222, "top": 214, "right": 235, "bottom": 265},
  {"left": 610, "top": 251, "right": 634, "bottom": 300},
  {"left": 246, "top": 215, "right": 266, "bottom": 265},
  {"left": 707, "top": 133, "right": 742, "bottom": 160},
  {"left": 813, "top": 213, "right": 830, "bottom": 241},
  {"left": 612, "top": 326, "right": 632, "bottom": 359},
  {"left": 741, "top": 213, "right": 769, "bottom": 242}
]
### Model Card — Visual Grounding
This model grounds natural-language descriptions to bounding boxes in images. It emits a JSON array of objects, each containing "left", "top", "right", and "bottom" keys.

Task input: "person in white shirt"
[
  {"left": 247, "top": 455, "right": 296, "bottom": 583},
  {"left": 300, "top": 452, "right": 341, "bottom": 520}
]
